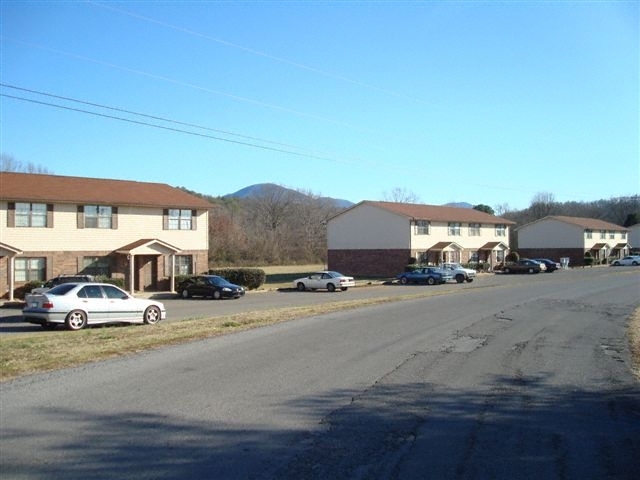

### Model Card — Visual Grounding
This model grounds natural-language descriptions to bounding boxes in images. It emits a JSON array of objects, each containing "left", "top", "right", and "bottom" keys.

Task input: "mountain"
[{"left": 225, "top": 183, "right": 355, "bottom": 209}]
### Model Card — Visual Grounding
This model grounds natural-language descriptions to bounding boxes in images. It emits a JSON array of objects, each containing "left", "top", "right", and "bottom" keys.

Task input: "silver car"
[{"left": 23, "top": 282, "right": 166, "bottom": 331}]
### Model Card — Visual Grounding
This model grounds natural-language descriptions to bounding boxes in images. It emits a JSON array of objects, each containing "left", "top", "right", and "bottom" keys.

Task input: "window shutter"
[
  {"left": 191, "top": 210, "right": 197, "bottom": 230},
  {"left": 111, "top": 207, "right": 118, "bottom": 229},
  {"left": 47, "top": 204, "right": 54, "bottom": 228},
  {"left": 77, "top": 206, "right": 85, "bottom": 229},
  {"left": 7, "top": 202, "right": 15, "bottom": 227},
  {"left": 163, "top": 209, "right": 169, "bottom": 230}
]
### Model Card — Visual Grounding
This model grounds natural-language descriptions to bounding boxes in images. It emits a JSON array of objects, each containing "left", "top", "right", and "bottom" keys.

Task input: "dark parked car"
[
  {"left": 396, "top": 267, "right": 453, "bottom": 285},
  {"left": 533, "top": 258, "right": 561, "bottom": 272},
  {"left": 178, "top": 275, "right": 245, "bottom": 300},
  {"left": 30, "top": 274, "right": 95, "bottom": 295},
  {"left": 502, "top": 259, "right": 543, "bottom": 274}
]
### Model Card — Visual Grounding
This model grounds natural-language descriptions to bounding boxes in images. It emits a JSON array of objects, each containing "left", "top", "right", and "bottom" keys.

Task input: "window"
[
  {"left": 495, "top": 224, "right": 506, "bottom": 236},
  {"left": 82, "top": 256, "right": 111, "bottom": 277},
  {"left": 14, "top": 202, "right": 48, "bottom": 227},
  {"left": 415, "top": 220, "right": 430, "bottom": 235},
  {"left": 15, "top": 257, "right": 46, "bottom": 282},
  {"left": 167, "top": 209, "right": 193, "bottom": 230},
  {"left": 622, "top": 232, "right": 627, "bottom": 240},
  {"left": 468, "top": 223, "right": 481, "bottom": 236},
  {"left": 448, "top": 222, "right": 461, "bottom": 236},
  {"left": 609, "top": 231, "right": 615, "bottom": 239},
  {"left": 600, "top": 230, "right": 606, "bottom": 239},
  {"left": 175, "top": 255, "right": 193, "bottom": 275},
  {"left": 78, "top": 285, "right": 104, "bottom": 299},
  {"left": 84, "top": 205, "right": 113, "bottom": 228},
  {"left": 585, "top": 229, "right": 593, "bottom": 239},
  {"left": 469, "top": 251, "right": 479, "bottom": 262},
  {"left": 103, "top": 285, "right": 126, "bottom": 299},
  {"left": 496, "top": 250, "right": 505, "bottom": 262}
]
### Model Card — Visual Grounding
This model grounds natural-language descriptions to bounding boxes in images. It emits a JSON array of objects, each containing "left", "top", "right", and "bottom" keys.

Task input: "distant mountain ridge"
[
  {"left": 225, "top": 184, "right": 476, "bottom": 210},
  {"left": 225, "top": 183, "right": 355, "bottom": 209}
]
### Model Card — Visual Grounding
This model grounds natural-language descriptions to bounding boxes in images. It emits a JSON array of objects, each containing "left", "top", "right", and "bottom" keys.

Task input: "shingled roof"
[
  {"left": 0, "top": 172, "right": 212, "bottom": 209},
  {"left": 349, "top": 201, "right": 515, "bottom": 225},
  {"left": 528, "top": 215, "right": 628, "bottom": 231}
]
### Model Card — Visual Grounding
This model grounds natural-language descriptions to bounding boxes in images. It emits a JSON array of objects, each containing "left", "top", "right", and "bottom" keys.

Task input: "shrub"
[
  {"left": 207, "top": 268, "right": 266, "bottom": 290},
  {"left": 583, "top": 251, "right": 594, "bottom": 266},
  {"left": 96, "top": 276, "right": 125, "bottom": 288},
  {"left": 505, "top": 251, "right": 519, "bottom": 263},
  {"left": 12, "top": 280, "right": 44, "bottom": 300}
]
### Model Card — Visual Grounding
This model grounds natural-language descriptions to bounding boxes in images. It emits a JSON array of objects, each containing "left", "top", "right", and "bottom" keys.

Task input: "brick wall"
[{"left": 328, "top": 249, "right": 411, "bottom": 277}]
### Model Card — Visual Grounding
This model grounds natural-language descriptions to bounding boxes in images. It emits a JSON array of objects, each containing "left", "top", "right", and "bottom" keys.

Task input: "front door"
[{"left": 135, "top": 256, "right": 157, "bottom": 291}]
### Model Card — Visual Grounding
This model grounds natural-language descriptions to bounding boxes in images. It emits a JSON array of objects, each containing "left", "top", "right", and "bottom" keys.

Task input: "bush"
[
  {"left": 96, "top": 276, "right": 125, "bottom": 288},
  {"left": 505, "top": 251, "right": 519, "bottom": 263},
  {"left": 583, "top": 251, "right": 594, "bottom": 266},
  {"left": 12, "top": 280, "right": 44, "bottom": 300},
  {"left": 207, "top": 268, "right": 266, "bottom": 290}
]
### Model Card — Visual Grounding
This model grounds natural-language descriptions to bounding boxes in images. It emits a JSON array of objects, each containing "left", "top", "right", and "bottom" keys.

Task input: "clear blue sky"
[{"left": 1, "top": 1, "right": 638, "bottom": 210}]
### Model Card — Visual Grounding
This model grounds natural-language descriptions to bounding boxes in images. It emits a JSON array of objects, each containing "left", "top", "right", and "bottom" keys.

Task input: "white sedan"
[
  {"left": 293, "top": 271, "right": 355, "bottom": 292},
  {"left": 611, "top": 255, "right": 640, "bottom": 266},
  {"left": 23, "top": 282, "right": 166, "bottom": 331}
]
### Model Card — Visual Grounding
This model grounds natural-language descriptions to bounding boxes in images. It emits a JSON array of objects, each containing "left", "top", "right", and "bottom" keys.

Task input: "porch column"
[
  {"left": 129, "top": 254, "right": 135, "bottom": 295},
  {"left": 8, "top": 255, "right": 16, "bottom": 302},
  {"left": 170, "top": 254, "right": 176, "bottom": 293}
]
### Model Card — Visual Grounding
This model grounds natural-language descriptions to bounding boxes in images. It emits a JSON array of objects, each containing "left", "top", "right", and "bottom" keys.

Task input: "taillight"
[{"left": 42, "top": 302, "right": 54, "bottom": 309}]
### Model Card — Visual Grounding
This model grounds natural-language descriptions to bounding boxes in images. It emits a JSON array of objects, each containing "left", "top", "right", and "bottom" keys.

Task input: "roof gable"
[
  {"left": 0, "top": 172, "right": 212, "bottom": 209},
  {"left": 361, "top": 201, "right": 515, "bottom": 225}
]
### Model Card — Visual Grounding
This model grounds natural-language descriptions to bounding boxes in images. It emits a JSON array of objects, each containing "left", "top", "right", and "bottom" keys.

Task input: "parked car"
[
  {"left": 533, "top": 258, "right": 561, "bottom": 272},
  {"left": 177, "top": 275, "right": 245, "bottom": 299},
  {"left": 396, "top": 267, "right": 453, "bottom": 285},
  {"left": 22, "top": 282, "right": 166, "bottom": 331},
  {"left": 293, "top": 271, "right": 355, "bottom": 292},
  {"left": 501, "top": 259, "right": 544, "bottom": 274},
  {"left": 440, "top": 262, "right": 477, "bottom": 283},
  {"left": 29, "top": 274, "right": 95, "bottom": 295},
  {"left": 611, "top": 255, "right": 640, "bottom": 266}
]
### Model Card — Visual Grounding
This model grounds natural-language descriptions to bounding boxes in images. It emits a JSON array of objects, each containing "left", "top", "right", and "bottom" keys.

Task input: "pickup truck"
[{"left": 440, "top": 263, "right": 477, "bottom": 283}]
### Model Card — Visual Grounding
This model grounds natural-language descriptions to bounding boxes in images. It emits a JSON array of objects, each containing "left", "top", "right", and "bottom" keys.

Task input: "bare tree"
[
  {"left": 528, "top": 191, "right": 558, "bottom": 220},
  {"left": 494, "top": 203, "right": 511, "bottom": 216},
  {"left": 1, "top": 153, "right": 52, "bottom": 174},
  {"left": 383, "top": 187, "right": 420, "bottom": 203}
]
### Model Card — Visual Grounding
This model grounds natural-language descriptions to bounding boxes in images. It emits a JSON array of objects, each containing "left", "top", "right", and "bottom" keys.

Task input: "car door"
[
  {"left": 102, "top": 284, "right": 139, "bottom": 321},
  {"left": 76, "top": 285, "right": 111, "bottom": 323}
]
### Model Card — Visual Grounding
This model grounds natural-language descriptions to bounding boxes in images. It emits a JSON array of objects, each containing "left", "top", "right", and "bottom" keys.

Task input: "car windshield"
[
  {"left": 207, "top": 276, "right": 233, "bottom": 287},
  {"left": 46, "top": 284, "right": 78, "bottom": 296}
]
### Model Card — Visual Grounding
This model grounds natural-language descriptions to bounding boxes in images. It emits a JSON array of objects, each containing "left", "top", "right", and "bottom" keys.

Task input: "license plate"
[{"left": 30, "top": 302, "right": 38, "bottom": 308}]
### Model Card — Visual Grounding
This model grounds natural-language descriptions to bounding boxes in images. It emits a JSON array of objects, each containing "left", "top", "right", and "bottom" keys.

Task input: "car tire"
[
  {"left": 143, "top": 306, "right": 161, "bottom": 325},
  {"left": 297, "top": 282, "right": 306, "bottom": 292},
  {"left": 504, "top": 267, "right": 511, "bottom": 274},
  {"left": 65, "top": 310, "right": 87, "bottom": 331},
  {"left": 528, "top": 268, "right": 534, "bottom": 274},
  {"left": 466, "top": 278, "right": 473, "bottom": 283},
  {"left": 341, "top": 287, "right": 348, "bottom": 291},
  {"left": 427, "top": 277, "right": 435, "bottom": 286},
  {"left": 455, "top": 274, "right": 464, "bottom": 284},
  {"left": 400, "top": 277, "right": 408, "bottom": 285},
  {"left": 327, "top": 283, "right": 336, "bottom": 292},
  {"left": 181, "top": 289, "right": 190, "bottom": 299},
  {"left": 633, "top": 261, "right": 639, "bottom": 266},
  {"left": 213, "top": 290, "right": 222, "bottom": 300}
]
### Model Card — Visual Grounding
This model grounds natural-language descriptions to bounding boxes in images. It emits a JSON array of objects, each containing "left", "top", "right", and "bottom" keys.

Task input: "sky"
[{"left": 1, "top": 0, "right": 638, "bottom": 211}]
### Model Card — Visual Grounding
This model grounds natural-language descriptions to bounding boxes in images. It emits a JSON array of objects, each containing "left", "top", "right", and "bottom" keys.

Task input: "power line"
[{"left": 0, "top": 92, "right": 338, "bottom": 161}]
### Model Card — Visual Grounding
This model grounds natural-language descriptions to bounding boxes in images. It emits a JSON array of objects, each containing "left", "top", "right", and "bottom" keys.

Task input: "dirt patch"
[{"left": 629, "top": 307, "right": 640, "bottom": 381}]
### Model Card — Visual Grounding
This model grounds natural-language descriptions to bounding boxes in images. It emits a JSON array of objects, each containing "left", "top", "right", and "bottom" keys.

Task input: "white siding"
[
  {"left": 0, "top": 203, "right": 208, "bottom": 252},
  {"left": 411, "top": 223, "right": 509, "bottom": 249},
  {"left": 629, "top": 224, "right": 640, "bottom": 249},
  {"left": 518, "top": 219, "right": 584, "bottom": 248},
  {"left": 328, "top": 204, "right": 409, "bottom": 249}
]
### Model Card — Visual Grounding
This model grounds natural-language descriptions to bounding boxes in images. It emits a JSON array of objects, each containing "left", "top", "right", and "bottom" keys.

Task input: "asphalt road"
[{"left": 1, "top": 268, "right": 639, "bottom": 479}]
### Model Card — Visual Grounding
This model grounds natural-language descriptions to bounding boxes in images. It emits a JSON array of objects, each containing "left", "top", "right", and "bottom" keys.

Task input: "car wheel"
[
  {"left": 213, "top": 290, "right": 222, "bottom": 300},
  {"left": 181, "top": 289, "right": 190, "bottom": 299},
  {"left": 455, "top": 274, "right": 464, "bottom": 284},
  {"left": 528, "top": 268, "right": 534, "bottom": 274},
  {"left": 427, "top": 277, "right": 435, "bottom": 286},
  {"left": 466, "top": 278, "right": 473, "bottom": 283},
  {"left": 65, "top": 310, "right": 87, "bottom": 331},
  {"left": 633, "top": 261, "right": 639, "bottom": 266},
  {"left": 504, "top": 267, "right": 511, "bottom": 274},
  {"left": 296, "top": 282, "right": 306, "bottom": 291},
  {"left": 143, "top": 306, "right": 161, "bottom": 325},
  {"left": 327, "top": 283, "right": 336, "bottom": 292},
  {"left": 400, "top": 277, "right": 408, "bottom": 285},
  {"left": 340, "top": 287, "right": 348, "bottom": 291}
]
